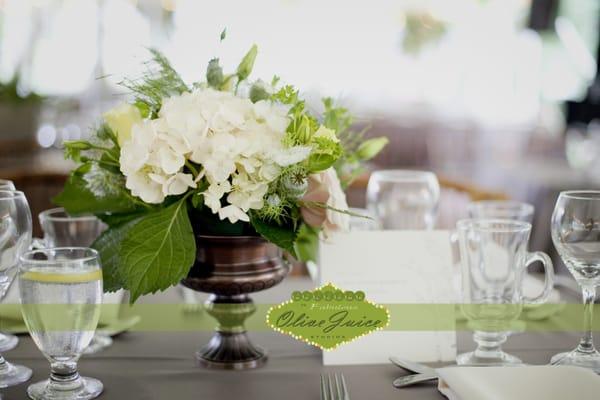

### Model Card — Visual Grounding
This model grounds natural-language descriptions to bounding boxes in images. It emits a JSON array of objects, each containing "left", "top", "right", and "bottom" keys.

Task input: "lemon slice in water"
[{"left": 21, "top": 269, "right": 102, "bottom": 283}]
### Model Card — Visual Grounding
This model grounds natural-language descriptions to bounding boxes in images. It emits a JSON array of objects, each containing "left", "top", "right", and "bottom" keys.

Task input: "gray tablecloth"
[{"left": 1, "top": 278, "right": 583, "bottom": 400}]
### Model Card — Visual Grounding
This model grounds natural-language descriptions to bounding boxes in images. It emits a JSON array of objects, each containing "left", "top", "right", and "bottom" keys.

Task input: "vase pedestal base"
[
  {"left": 195, "top": 294, "right": 267, "bottom": 370},
  {"left": 196, "top": 332, "right": 267, "bottom": 370}
]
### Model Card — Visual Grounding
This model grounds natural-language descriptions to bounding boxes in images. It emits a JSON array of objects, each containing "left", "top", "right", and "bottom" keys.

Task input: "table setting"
[{"left": 0, "top": 42, "right": 599, "bottom": 400}]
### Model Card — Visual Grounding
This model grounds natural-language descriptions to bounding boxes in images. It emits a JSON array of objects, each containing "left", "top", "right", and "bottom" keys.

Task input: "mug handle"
[{"left": 522, "top": 251, "right": 555, "bottom": 304}]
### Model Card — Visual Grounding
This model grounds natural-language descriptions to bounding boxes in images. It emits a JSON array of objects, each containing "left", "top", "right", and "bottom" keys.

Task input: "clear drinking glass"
[
  {"left": 550, "top": 191, "right": 600, "bottom": 372},
  {"left": 0, "top": 190, "right": 33, "bottom": 386},
  {"left": 19, "top": 247, "right": 103, "bottom": 400},
  {"left": 0, "top": 180, "right": 15, "bottom": 191},
  {"left": 456, "top": 219, "right": 554, "bottom": 366},
  {"left": 36, "top": 208, "right": 112, "bottom": 354},
  {"left": 367, "top": 170, "right": 440, "bottom": 230},
  {"left": 0, "top": 180, "right": 19, "bottom": 353},
  {"left": 467, "top": 201, "right": 534, "bottom": 223}
]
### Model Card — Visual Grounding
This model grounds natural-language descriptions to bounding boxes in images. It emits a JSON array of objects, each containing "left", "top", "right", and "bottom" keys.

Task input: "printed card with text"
[{"left": 319, "top": 230, "right": 457, "bottom": 365}]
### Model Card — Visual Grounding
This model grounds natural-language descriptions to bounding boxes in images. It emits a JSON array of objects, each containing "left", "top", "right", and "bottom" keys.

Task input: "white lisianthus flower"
[{"left": 103, "top": 103, "right": 143, "bottom": 145}]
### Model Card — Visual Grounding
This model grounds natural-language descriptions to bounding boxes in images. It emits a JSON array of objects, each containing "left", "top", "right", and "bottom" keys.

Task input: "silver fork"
[{"left": 320, "top": 373, "right": 350, "bottom": 400}]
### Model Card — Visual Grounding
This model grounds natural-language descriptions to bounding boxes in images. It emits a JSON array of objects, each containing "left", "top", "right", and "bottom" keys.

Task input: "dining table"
[{"left": 0, "top": 277, "right": 584, "bottom": 399}]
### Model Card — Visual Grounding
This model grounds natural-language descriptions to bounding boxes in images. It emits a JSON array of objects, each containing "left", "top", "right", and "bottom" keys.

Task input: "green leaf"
[
  {"left": 97, "top": 211, "right": 147, "bottom": 228},
  {"left": 293, "top": 224, "right": 320, "bottom": 262},
  {"left": 220, "top": 28, "right": 227, "bottom": 41},
  {"left": 53, "top": 163, "right": 137, "bottom": 215},
  {"left": 307, "top": 153, "right": 338, "bottom": 172},
  {"left": 92, "top": 219, "right": 140, "bottom": 292},
  {"left": 250, "top": 216, "right": 297, "bottom": 256},
  {"left": 120, "top": 199, "right": 196, "bottom": 302},
  {"left": 236, "top": 44, "right": 258, "bottom": 82}
]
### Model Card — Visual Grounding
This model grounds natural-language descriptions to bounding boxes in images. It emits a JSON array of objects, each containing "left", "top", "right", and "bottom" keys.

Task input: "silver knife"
[
  {"left": 392, "top": 373, "right": 438, "bottom": 388},
  {"left": 389, "top": 357, "right": 437, "bottom": 375}
]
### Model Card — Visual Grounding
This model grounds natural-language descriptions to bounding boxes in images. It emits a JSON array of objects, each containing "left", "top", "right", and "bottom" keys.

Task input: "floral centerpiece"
[{"left": 55, "top": 43, "right": 387, "bottom": 302}]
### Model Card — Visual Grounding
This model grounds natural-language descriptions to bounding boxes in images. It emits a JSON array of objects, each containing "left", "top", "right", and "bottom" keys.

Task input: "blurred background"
[{"left": 0, "top": 0, "right": 599, "bottom": 266}]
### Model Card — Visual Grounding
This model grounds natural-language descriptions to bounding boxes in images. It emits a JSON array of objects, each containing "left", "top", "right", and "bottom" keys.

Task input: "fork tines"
[{"left": 320, "top": 373, "right": 349, "bottom": 400}]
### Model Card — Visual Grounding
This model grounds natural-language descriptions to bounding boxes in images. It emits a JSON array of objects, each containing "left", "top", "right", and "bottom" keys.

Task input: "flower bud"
[
  {"left": 282, "top": 174, "right": 308, "bottom": 199},
  {"left": 103, "top": 103, "right": 143, "bottom": 146},
  {"left": 237, "top": 44, "right": 258, "bottom": 82},
  {"left": 250, "top": 81, "right": 270, "bottom": 103},
  {"left": 356, "top": 137, "right": 389, "bottom": 160},
  {"left": 206, "top": 58, "right": 224, "bottom": 89}
]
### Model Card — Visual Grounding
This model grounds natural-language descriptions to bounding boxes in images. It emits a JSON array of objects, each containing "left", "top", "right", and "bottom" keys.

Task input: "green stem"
[{"left": 185, "top": 161, "right": 199, "bottom": 179}]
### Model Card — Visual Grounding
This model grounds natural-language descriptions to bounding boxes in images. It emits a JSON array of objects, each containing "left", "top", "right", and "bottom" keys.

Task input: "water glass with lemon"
[{"left": 19, "top": 247, "right": 103, "bottom": 400}]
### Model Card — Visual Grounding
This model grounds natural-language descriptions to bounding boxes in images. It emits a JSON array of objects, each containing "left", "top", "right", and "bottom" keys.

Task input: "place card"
[{"left": 319, "top": 230, "right": 457, "bottom": 365}]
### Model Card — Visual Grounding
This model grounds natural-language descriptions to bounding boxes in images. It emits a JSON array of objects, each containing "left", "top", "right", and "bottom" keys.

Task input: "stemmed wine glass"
[
  {"left": 550, "top": 191, "right": 600, "bottom": 372},
  {"left": 0, "top": 179, "right": 20, "bottom": 352},
  {"left": 0, "top": 190, "right": 33, "bottom": 387},
  {"left": 19, "top": 247, "right": 104, "bottom": 400}
]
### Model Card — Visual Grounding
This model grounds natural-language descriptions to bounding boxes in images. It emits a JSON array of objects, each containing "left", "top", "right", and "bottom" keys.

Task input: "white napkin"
[{"left": 437, "top": 366, "right": 600, "bottom": 400}]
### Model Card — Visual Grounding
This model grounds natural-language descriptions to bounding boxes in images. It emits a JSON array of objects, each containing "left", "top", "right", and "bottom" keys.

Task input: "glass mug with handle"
[
  {"left": 456, "top": 219, "right": 554, "bottom": 366},
  {"left": 367, "top": 170, "right": 440, "bottom": 230},
  {"left": 35, "top": 208, "right": 113, "bottom": 354},
  {"left": 19, "top": 247, "right": 103, "bottom": 400},
  {"left": 467, "top": 201, "right": 534, "bottom": 223},
  {"left": 550, "top": 191, "right": 600, "bottom": 372}
]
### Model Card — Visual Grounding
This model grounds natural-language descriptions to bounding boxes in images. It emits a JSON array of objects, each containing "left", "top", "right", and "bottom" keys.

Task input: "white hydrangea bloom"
[{"left": 119, "top": 87, "right": 313, "bottom": 223}]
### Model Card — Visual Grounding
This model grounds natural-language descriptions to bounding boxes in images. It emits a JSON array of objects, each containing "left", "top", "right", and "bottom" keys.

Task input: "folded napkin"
[{"left": 437, "top": 366, "right": 600, "bottom": 400}]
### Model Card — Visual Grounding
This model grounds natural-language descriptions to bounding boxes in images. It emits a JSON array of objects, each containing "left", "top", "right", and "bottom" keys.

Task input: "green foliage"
[
  {"left": 307, "top": 137, "right": 343, "bottom": 172},
  {"left": 119, "top": 199, "right": 196, "bottom": 302},
  {"left": 250, "top": 215, "right": 298, "bottom": 257},
  {"left": 53, "top": 163, "right": 137, "bottom": 215},
  {"left": 120, "top": 49, "right": 188, "bottom": 116},
  {"left": 293, "top": 224, "right": 320, "bottom": 262},
  {"left": 323, "top": 97, "right": 353, "bottom": 134},
  {"left": 92, "top": 218, "right": 140, "bottom": 292},
  {"left": 220, "top": 28, "right": 227, "bottom": 41},
  {"left": 0, "top": 75, "right": 42, "bottom": 104}
]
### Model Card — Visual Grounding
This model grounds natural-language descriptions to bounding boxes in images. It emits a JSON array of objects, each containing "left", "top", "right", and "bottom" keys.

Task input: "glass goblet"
[
  {"left": 0, "top": 190, "right": 33, "bottom": 387},
  {"left": 467, "top": 200, "right": 534, "bottom": 223},
  {"left": 0, "top": 180, "right": 19, "bottom": 353},
  {"left": 367, "top": 170, "right": 440, "bottom": 230},
  {"left": 456, "top": 219, "right": 554, "bottom": 366},
  {"left": 19, "top": 247, "right": 104, "bottom": 400},
  {"left": 37, "top": 208, "right": 112, "bottom": 354},
  {"left": 0, "top": 180, "right": 15, "bottom": 191},
  {"left": 550, "top": 191, "right": 600, "bottom": 372}
]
